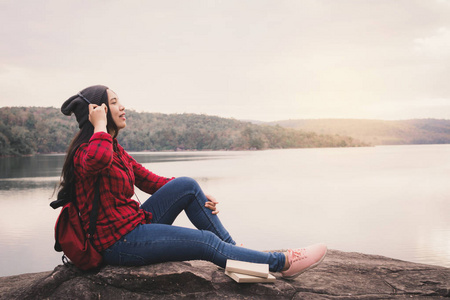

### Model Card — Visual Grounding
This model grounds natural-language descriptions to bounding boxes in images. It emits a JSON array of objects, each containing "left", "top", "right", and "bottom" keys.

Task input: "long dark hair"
[{"left": 57, "top": 94, "right": 119, "bottom": 200}]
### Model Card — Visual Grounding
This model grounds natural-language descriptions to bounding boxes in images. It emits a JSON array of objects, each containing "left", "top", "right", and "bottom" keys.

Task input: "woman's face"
[{"left": 107, "top": 89, "right": 126, "bottom": 131}]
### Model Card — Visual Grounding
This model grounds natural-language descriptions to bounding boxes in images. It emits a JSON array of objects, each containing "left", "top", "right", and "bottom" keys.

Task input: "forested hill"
[
  {"left": 266, "top": 119, "right": 450, "bottom": 145},
  {"left": 0, "top": 107, "right": 365, "bottom": 156}
]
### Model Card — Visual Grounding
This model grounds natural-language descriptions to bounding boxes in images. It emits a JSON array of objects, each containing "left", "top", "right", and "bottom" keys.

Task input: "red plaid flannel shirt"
[{"left": 73, "top": 132, "right": 173, "bottom": 252}]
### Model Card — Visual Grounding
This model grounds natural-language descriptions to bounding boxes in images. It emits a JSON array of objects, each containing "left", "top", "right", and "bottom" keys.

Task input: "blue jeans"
[{"left": 102, "top": 177, "right": 286, "bottom": 272}]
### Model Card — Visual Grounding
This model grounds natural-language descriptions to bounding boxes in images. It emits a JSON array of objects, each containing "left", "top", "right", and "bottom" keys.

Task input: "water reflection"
[
  {"left": 128, "top": 151, "right": 237, "bottom": 163},
  {"left": 0, "top": 177, "right": 59, "bottom": 191},
  {"left": 0, "top": 152, "right": 234, "bottom": 190},
  {"left": 0, "top": 155, "right": 65, "bottom": 179},
  {"left": 0, "top": 152, "right": 235, "bottom": 180}
]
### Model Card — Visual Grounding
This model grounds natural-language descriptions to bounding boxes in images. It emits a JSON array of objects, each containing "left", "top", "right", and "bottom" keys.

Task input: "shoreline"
[
  {"left": 0, "top": 144, "right": 372, "bottom": 158},
  {"left": 5, "top": 142, "right": 450, "bottom": 158}
]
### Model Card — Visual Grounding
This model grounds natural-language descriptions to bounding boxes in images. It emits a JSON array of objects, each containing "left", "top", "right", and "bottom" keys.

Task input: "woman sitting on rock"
[{"left": 58, "top": 85, "right": 327, "bottom": 279}]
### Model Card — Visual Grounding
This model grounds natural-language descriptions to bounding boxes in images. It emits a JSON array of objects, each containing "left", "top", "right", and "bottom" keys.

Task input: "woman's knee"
[{"left": 172, "top": 176, "right": 201, "bottom": 192}]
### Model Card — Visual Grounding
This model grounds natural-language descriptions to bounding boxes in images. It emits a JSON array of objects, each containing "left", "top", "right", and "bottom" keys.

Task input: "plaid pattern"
[{"left": 73, "top": 132, "right": 173, "bottom": 252}]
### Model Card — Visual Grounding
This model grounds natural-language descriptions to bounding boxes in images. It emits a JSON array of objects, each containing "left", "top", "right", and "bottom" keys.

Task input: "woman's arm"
[
  {"left": 74, "top": 104, "right": 113, "bottom": 175},
  {"left": 74, "top": 132, "right": 114, "bottom": 176},
  {"left": 121, "top": 149, "right": 174, "bottom": 194},
  {"left": 122, "top": 147, "right": 219, "bottom": 214}
]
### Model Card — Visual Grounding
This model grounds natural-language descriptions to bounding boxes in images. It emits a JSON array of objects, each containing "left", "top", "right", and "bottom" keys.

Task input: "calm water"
[{"left": 0, "top": 145, "right": 449, "bottom": 277}]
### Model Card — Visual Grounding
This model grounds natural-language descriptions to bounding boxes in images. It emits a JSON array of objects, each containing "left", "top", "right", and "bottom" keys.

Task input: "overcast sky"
[{"left": 1, "top": 0, "right": 450, "bottom": 121}]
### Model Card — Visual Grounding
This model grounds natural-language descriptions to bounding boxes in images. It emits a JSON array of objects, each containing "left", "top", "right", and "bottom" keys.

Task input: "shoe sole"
[{"left": 282, "top": 248, "right": 328, "bottom": 280}]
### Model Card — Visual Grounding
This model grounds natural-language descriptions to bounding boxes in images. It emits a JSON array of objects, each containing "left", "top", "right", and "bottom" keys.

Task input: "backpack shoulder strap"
[{"left": 50, "top": 181, "right": 75, "bottom": 209}]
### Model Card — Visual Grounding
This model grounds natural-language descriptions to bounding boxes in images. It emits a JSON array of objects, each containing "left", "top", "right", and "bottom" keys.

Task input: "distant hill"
[
  {"left": 0, "top": 107, "right": 365, "bottom": 156},
  {"left": 264, "top": 119, "right": 450, "bottom": 145}
]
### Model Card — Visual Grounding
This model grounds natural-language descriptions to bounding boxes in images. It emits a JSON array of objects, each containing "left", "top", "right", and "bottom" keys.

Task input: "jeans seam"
[
  {"left": 118, "top": 251, "right": 145, "bottom": 265},
  {"left": 192, "top": 189, "right": 225, "bottom": 240},
  {"left": 114, "top": 234, "right": 241, "bottom": 259}
]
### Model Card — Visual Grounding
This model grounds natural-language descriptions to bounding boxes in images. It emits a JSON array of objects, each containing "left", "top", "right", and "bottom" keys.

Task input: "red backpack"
[{"left": 51, "top": 178, "right": 102, "bottom": 270}]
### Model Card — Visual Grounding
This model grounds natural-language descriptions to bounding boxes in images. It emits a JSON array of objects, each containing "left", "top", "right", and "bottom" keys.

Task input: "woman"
[{"left": 59, "top": 85, "right": 327, "bottom": 279}]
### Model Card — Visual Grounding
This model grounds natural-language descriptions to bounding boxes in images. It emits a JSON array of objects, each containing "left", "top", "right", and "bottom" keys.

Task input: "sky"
[{"left": 1, "top": 0, "right": 450, "bottom": 122}]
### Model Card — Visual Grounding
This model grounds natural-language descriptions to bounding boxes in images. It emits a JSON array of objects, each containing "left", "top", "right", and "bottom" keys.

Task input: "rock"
[{"left": 0, "top": 250, "right": 449, "bottom": 299}]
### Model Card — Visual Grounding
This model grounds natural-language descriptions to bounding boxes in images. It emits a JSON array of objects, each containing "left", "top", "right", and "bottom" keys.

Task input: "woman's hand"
[
  {"left": 205, "top": 194, "right": 219, "bottom": 215},
  {"left": 89, "top": 103, "right": 108, "bottom": 133}
]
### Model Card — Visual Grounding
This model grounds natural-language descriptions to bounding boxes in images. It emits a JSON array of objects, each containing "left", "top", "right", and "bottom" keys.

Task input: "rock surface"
[{"left": 0, "top": 250, "right": 449, "bottom": 299}]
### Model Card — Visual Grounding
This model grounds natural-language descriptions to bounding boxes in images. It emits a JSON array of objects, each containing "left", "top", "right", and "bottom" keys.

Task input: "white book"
[
  {"left": 225, "top": 270, "right": 276, "bottom": 283},
  {"left": 225, "top": 259, "right": 269, "bottom": 278}
]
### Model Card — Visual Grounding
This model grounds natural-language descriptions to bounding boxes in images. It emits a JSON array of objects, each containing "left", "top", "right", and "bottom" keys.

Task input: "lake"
[{"left": 0, "top": 145, "right": 449, "bottom": 277}]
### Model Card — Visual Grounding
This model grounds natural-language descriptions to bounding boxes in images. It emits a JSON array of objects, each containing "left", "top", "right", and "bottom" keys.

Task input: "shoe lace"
[{"left": 289, "top": 248, "right": 307, "bottom": 262}]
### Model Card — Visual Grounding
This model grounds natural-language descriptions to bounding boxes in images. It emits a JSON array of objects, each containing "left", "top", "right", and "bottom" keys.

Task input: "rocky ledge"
[{"left": 0, "top": 250, "right": 449, "bottom": 299}]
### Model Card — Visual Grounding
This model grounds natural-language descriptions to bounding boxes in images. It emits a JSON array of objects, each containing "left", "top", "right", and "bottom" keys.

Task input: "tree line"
[
  {"left": 268, "top": 118, "right": 450, "bottom": 145},
  {"left": 0, "top": 107, "right": 366, "bottom": 156}
]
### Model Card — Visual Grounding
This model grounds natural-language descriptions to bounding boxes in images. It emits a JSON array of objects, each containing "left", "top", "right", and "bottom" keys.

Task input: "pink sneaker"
[{"left": 281, "top": 243, "right": 327, "bottom": 279}]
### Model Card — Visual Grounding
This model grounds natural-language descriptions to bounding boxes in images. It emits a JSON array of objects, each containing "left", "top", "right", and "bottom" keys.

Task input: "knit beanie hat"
[{"left": 61, "top": 85, "right": 109, "bottom": 128}]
